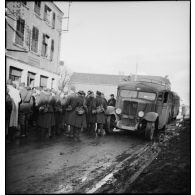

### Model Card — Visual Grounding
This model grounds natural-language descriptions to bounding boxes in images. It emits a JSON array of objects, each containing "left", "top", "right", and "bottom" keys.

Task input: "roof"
[
  {"left": 52, "top": 2, "right": 64, "bottom": 15},
  {"left": 123, "top": 74, "right": 171, "bottom": 85},
  {"left": 70, "top": 72, "right": 127, "bottom": 86},
  {"left": 118, "top": 81, "right": 171, "bottom": 92}
]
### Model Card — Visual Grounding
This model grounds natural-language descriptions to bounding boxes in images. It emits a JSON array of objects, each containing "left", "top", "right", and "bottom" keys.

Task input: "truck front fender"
[
  {"left": 105, "top": 106, "right": 116, "bottom": 115},
  {"left": 143, "top": 112, "right": 159, "bottom": 122}
]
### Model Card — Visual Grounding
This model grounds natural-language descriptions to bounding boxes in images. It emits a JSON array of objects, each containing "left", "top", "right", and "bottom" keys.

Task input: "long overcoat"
[
  {"left": 64, "top": 95, "right": 87, "bottom": 128},
  {"left": 7, "top": 85, "right": 21, "bottom": 127},
  {"left": 19, "top": 88, "right": 33, "bottom": 125},
  {"left": 37, "top": 92, "right": 55, "bottom": 129},
  {"left": 62, "top": 94, "right": 74, "bottom": 125},
  {"left": 54, "top": 94, "right": 63, "bottom": 127},
  {"left": 95, "top": 96, "right": 107, "bottom": 124},
  {"left": 20, "top": 88, "right": 33, "bottom": 112},
  {"left": 86, "top": 96, "right": 96, "bottom": 124}
]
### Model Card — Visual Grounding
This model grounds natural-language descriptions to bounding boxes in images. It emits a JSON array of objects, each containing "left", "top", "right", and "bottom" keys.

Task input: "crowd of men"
[{"left": 6, "top": 80, "right": 116, "bottom": 142}]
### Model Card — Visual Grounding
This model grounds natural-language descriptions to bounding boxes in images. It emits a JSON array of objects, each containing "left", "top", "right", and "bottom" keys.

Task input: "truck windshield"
[
  {"left": 138, "top": 92, "right": 156, "bottom": 100},
  {"left": 120, "top": 90, "right": 137, "bottom": 98},
  {"left": 120, "top": 90, "right": 156, "bottom": 101}
]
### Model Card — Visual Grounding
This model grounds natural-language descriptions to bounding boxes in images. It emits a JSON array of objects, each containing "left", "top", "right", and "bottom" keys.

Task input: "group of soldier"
[{"left": 6, "top": 79, "right": 116, "bottom": 142}]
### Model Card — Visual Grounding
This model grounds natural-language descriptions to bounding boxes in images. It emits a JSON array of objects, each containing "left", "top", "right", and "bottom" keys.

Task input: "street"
[
  {"left": 6, "top": 128, "right": 147, "bottom": 194},
  {"left": 6, "top": 120, "right": 184, "bottom": 194}
]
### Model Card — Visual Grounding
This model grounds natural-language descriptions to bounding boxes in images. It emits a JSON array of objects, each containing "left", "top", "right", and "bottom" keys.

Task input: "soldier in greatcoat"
[
  {"left": 62, "top": 91, "right": 75, "bottom": 137},
  {"left": 64, "top": 91, "right": 87, "bottom": 141},
  {"left": 53, "top": 92, "right": 63, "bottom": 136},
  {"left": 36, "top": 89, "right": 55, "bottom": 139},
  {"left": 101, "top": 93, "right": 108, "bottom": 105},
  {"left": 19, "top": 85, "right": 33, "bottom": 137},
  {"left": 7, "top": 80, "right": 21, "bottom": 141},
  {"left": 95, "top": 91, "right": 107, "bottom": 136},
  {"left": 86, "top": 90, "right": 97, "bottom": 137},
  {"left": 81, "top": 91, "right": 87, "bottom": 133}
]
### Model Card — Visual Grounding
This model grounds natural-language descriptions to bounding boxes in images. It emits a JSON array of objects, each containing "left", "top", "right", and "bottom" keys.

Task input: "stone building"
[{"left": 6, "top": 1, "right": 64, "bottom": 89}]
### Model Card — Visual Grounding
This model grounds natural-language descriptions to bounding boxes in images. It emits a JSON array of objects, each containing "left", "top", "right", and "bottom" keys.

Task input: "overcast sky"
[{"left": 55, "top": 1, "right": 190, "bottom": 105}]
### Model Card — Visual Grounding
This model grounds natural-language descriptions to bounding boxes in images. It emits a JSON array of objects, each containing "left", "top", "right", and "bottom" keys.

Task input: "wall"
[
  {"left": 72, "top": 83, "right": 118, "bottom": 100},
  {"left": 6, "top": 2, "right": 63, "bottom": 88},
  {"left": 6, "top": 55, "right": 60, "bottom": 89}
]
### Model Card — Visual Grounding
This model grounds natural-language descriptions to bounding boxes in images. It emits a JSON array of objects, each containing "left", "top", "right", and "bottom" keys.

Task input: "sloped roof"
[
  {"left": 53, "top": 2, "right": 64, "bottom": 15},
  {"left": 70, "top": 72, "right": 171, "bottom": 88},
  {"left": 70, "top": 72, "right": 126, "bottom": 85}
]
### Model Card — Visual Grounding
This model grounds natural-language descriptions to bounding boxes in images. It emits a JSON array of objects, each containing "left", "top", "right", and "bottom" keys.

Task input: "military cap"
[
  {"left": 77, "top": 90, "right": 83, "bottom": 95},
  {"left": 87, "top": 90, "right": 93, "bottom": 95},
  {"left": 96, "top": 90, "right": 101, "bottom": 96}
]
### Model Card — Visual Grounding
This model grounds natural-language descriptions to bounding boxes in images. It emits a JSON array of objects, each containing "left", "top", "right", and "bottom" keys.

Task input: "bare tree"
[{"left": 57, "top": 63, "right": 72, "bottom": 91}]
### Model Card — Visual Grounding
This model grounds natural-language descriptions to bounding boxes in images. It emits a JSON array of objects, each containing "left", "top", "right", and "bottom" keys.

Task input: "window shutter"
[
  {"left": 42, "top": 34, "right": 45, "bottom": 44},
  {"left": 52, "top": 12, "right": 55, "bottom": 28},
  {"left": 41, "top": 34, "right": 45, "bottom": 56},
  {"left": 44, "top": 5, "right": 47, "bottom": 20},
  {"left": 16, "top": 18, "right": 20, "bottom": 31},
  {"left": 51, "top": 39, "right": 54, "bottom": 51},
  {"left": 21, "top": 19, "right": 25, "bottom": 34},
  {"left": 35, "top": 28, "right": 39, "bottom": 41},
  {"left": 32, "top": 27, "right": 35, "bottom": 40},
  {"left": 47, "top": 37, "right": 51, "bottom": 57}
]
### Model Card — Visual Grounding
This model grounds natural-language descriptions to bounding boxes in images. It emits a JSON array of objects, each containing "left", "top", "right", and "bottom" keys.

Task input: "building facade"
[{"left": 6, "top": 1, "right": 64, "bottom": 89}]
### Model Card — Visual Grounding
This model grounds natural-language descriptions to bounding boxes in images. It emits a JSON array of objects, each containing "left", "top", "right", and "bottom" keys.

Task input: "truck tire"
[
  {"left": 105, "top": 115, "right": 115, "bottom": 134},
  {"left": 145, "top": 122, "right": 155, "bottom": 141}
]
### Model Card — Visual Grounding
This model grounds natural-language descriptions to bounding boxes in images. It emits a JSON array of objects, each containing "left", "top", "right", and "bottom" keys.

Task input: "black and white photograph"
[{"left": 5, "top": 1, "right": 191, "bottom": 194}]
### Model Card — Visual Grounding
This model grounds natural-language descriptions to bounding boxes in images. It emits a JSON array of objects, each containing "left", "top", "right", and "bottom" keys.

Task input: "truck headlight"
[
  {"left": 138, "top": 111, "right": 144, "bottom": 117},
  {"left": 116, "top": 108, "right": 122, "bottom": 115}
]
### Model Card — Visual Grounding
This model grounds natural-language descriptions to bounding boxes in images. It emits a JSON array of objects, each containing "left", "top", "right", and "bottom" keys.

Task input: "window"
[
  {"left": 15, "top": 17, "right": 25, "bottom": 46},
  {"left": 157, "top": 93, "right": 163, "bottom": 101},
  {"left": 9, "top": 66, "right": 22, "bottom": 82},
  {"left": 169, "top": 93, "right": 173, "bottom": 103},
  {"left": 34, "top": 1, "right": 41, "bottom": 15},
  {"left": 138, "top": 92, "right": 156, "bottom": 101},
  {"left": 163, "top": 92, "right": 169, "bottom": 103},
  {"left": 27, "top": 72, "right": 35, "bottom": 87},
  {"left": 120, "top": 90, "right": 137, "bottom": 98},
  {"left": 50, "top": 39, "right": 54, "bottom": 60},
  {"left": 31, "top": 26, "right": 39, "bottom": 53},
  {"left": 41, "top": 34, "right": 49, "bottom": 57},
  {"left": 40, "top": 75, "right": 48, "bottom": 88},
  {"left": 52, "top": 12, "right": 55, "bottom": 28},
  {"left": 44, "top": 5, "right": 52, "bottom": 23}
]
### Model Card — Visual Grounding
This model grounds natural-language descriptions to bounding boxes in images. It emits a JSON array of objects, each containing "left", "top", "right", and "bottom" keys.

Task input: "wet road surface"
[
  {"left": 6, "top": 121, "right": 180, "bottom": 194},
  {"left": 6, "top": 129, "right": 148, "bottom": 194}
]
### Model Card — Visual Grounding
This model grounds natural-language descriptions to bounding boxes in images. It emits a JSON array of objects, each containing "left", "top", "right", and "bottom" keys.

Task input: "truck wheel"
[
  {"left": 145, "top": 122, "right": 155, "bottom": 141},
  {"left": 106, "top": 116, "right": 114, "bottom": 134}
]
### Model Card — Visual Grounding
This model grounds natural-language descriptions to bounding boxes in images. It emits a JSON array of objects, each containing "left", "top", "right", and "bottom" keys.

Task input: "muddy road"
[{"left": 6, "top": 122, "right": 179, "bottom": 194}]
